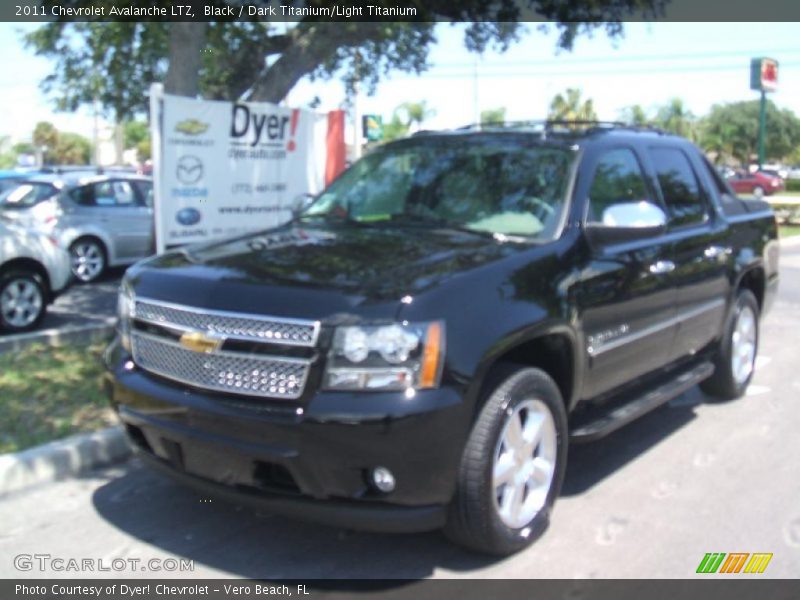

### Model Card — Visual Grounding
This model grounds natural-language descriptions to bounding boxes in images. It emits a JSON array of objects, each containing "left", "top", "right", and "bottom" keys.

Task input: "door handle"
[
  {"left": 704, "top": 245, "right": 732, "bottom": 260},
  {"left": 649, "top": 260, "right": 675, "bottom": 275}
]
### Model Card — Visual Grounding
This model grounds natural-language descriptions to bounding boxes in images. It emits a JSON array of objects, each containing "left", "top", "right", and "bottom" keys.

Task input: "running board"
[{"left": 569, "top": 361, "right": 715, "bottom": 443}]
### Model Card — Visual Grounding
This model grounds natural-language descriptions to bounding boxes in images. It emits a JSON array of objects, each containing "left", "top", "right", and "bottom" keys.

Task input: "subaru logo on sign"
[{"left": 176, "top": 207, "right": 202, "bottom": 226}]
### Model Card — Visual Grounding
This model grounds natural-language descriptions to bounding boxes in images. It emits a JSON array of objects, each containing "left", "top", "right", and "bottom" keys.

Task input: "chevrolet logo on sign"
[
  {"left": 179, "top": 331, "right": 224, "bottom": 353},
  {"left": 175, "top": 118, "right": 209, "bottom": 135}
]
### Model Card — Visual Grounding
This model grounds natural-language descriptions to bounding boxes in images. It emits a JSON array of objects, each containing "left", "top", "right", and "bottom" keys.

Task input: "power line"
[
  {"left": 433, "top": 48, "right": 800, "bottom": 69},
  {"left": 392, "top": 62, "right": 800, "bottom": 80}
]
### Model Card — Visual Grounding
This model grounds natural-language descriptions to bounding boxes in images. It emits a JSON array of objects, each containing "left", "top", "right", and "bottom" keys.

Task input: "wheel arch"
[
  {"left": 469, "top": 323, "right": 582, "bottom": 418},
  {"left": 63, "top": 229, "right": 113, "bottom": 265},
  {"left": 736, "top": 265, "right": 766, "bottom": 312},
  {"left": 0, "top": 258, "right": 51, "bottom": 296}
]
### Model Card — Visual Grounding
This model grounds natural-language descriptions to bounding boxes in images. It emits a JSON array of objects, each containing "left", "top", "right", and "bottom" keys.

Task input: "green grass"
[
  {"left": 0, "top": 342, "right": 116, "bottom": 453},
  {"left": 779, "top": 224, "right": 800, "bottom": 238}
]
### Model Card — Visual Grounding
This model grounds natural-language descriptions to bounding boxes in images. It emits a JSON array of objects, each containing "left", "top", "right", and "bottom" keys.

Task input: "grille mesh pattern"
[
  {"left": 131, "top": 332, "right": 309, "bottom": 399},
  {"left": 134, "top": 300, "right": 317, "bottom": 346}
]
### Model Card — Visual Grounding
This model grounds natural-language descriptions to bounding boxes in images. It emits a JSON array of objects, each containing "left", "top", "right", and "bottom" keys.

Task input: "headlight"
[
  {"left": 323, "top": 321, "right": 445, "bottom": 391},
  {"left": 117, "top": 279, "right": 134, "bottom": 352}
]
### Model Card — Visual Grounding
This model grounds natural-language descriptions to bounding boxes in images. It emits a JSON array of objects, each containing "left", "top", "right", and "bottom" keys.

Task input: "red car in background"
[{"left": 726, "top": 169, "right": 785, "bottom": 198}]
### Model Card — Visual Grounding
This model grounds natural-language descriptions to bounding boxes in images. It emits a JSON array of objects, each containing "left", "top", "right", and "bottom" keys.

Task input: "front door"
[{"left": 577, "top": 146, "right": 678, "bottom": 399}]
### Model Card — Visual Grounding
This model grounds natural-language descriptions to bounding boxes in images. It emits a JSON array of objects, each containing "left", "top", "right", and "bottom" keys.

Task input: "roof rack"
[{"left": 455, "top": 120, "right": 669, "bottom": 138}]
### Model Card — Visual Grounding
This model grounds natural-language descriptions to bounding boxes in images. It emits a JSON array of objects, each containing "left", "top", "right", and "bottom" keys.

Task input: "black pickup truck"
[{"left": 105, "top": 123, "right": 779, "bottom": 555}]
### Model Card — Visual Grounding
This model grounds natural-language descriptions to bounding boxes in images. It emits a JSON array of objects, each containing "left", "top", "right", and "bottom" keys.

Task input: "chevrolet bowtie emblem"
[{"left": 179, "top": 331, "right": 224, "bottom": 353}]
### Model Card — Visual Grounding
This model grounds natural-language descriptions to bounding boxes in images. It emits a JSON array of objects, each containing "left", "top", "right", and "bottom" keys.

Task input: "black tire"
[
  {"left": 0, "top": 270, "right": 47, "bottom": 333},
  {"left": 69, "top": 238, "right": 107, "bottom": 283},
  {"left": 752, "top": 185, "right": 765, "bottom": 199},
  {"left": 700, "top": 289, "right": 760, "bottom": 400},
  {"left": 444, "top": 366, "right": 568, "bottom": 555}
]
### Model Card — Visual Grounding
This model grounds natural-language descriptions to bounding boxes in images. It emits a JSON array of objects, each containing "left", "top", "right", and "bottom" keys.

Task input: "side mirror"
[
  {"left": 290, "top": 193, "right": 316, "bottom": 218},
  {"left": 584, "top": 201, "right": 667, "bottom": 246}
]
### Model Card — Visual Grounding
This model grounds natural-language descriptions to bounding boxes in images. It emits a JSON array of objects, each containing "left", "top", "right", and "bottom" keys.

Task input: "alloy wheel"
[
  {"left": 71, "top": 241, "right": 104, "bottom": 282},
  {"left": 492, "top": 398, "right": 558, "bottom": 529},
  {"left": 1, "top": 278, "right": 43, "bottom": 329},
  {"left": 731, "top": 304, "right": 757, "bottom": 385}
]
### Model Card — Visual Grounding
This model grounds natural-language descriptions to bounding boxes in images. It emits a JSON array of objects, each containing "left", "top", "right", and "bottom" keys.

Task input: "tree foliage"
[
  {"left": 654, "top": 97, "right": 695, "bottom": 140},
  {"left": 619, "top": 104, "right": 650, "bottom": 126},
  {"left": 548, "top": 88, "right": 597, "bottom": 122},
  {"left": 29, "top": 121, "right": 92, "bottom": 165},
  {"left": 697, "top": 100, "right": 800, "bottom": 165},
  {"left": 25, "top": 0, "right": 667, "bottom": 120},
  {"left": 481, "top": 107, "right": 508, "bottom": 125},
  {"left": 53, "top": 132, "right": 92, "bottom": 165},
  {"left": 25, "top": 23, "right": 169, "bottom": 123},
  {"left": 382, "top": 101, "right": 436, "bottom": 141}
]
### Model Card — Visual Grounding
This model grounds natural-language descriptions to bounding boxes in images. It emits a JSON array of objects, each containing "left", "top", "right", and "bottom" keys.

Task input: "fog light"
[{"left": 371, "top": 467, "right": 396, "bottom": 493}]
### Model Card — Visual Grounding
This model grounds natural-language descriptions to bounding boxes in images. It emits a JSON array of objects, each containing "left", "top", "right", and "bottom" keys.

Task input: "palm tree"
[
  {"left": 397, "top": 101, "right": 436, "bottom": 133},
  {"left": 620, "top": 104, "right": 649, "bottom": 127},
  {"left": 655, "top": 98, "right": 696, "bottom": 139},
  {"left": 548, "top": 88, "right": 598, "bottom": 123}
]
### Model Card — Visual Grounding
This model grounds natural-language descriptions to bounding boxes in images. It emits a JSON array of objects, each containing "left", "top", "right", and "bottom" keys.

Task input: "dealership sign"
[
  {"left": 151, "top": 89, "right": 344, "bottom": 252},
  {"left": 750, "top": 57, "right": 778, "bottom": 92}
]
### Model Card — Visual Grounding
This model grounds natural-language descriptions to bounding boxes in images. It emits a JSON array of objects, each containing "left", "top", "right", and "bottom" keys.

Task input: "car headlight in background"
[
  {"left": 117, "top": 280, "right": 134, "bottom": 352},
  {"left": 324, "top": 321, "right": 445, "bottom": 391}
]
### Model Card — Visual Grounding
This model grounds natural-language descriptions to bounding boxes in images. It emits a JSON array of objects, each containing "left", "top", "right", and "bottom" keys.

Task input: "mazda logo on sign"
[{"left": 176, "top": 155, "right": 203, "bottom": 185}]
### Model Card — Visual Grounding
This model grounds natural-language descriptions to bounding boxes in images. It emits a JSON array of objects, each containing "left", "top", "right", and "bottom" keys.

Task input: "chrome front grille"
[
  {"left": 134, "top": 298, "right": 319, "bottom": 346},
  {"left": 129, "top": 298, "right": 318, "bottom": 400},
  {"left": 131, "top": 332, "right": 310, "bottom": 399}
]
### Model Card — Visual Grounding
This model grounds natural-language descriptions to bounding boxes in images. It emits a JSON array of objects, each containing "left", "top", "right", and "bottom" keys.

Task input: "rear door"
[
  {"left": 645, "top": 145, "right": 729, "bottom": 362},
  {"left": 577, "top": 146, "right": 677, "bottom": 399},
  {"left": 68, "top": 180, "right": 152, "bottom": 261}
]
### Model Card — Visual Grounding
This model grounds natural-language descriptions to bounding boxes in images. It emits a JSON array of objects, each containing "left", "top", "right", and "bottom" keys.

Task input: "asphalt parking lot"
[
  {"left": 1, "top": 246, "right": 799, "bottom": 579},
  {"left": 39, "top": 269, "right": 123, "bottom": 331}
]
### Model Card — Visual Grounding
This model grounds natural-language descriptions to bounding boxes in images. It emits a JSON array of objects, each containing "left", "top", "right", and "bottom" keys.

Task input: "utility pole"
[
  {"left": 352, "top": 51, "right": 362, "bottom": 161},
  {"left": 758, "top": 89, "right": 766, "bottom": 169},
  {"left": 473, "top": 56, "right": 480, "bottom": 127}
]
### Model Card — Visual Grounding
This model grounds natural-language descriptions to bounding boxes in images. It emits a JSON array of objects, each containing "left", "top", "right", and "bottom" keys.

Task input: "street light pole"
[{"left": 758, "top": 89, "right": 766, "bottom": 170}]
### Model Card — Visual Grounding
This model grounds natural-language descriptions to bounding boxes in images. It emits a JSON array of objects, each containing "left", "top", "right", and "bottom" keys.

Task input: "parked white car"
[{"left": 0, "top": 222, "right": 71, "bottom": 333}]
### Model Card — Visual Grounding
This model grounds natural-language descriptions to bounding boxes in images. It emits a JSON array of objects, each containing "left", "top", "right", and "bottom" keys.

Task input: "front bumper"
[{"left": 104, "top": 337, "right": 471, "bottom": 533}]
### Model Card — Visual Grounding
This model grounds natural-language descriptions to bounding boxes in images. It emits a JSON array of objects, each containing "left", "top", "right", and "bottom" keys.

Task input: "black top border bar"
[{"left": 2, "top": 0, "right": 800, "bottom": 23}]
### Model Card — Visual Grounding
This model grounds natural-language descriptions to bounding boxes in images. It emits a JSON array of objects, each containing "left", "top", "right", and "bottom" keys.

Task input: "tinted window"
[
  {"left": 586, "top": 148, "right": 650, "bottom": 223},
  {"left": 133, "top": 181, "right": 153, "bottom": 207},
  {"left": 0, "top": 182, "right": 58, "bottom": 209},
  {"left": 71, "top": 180, "right": 138, "bottom": 207},
  {"left": 700, "top": 155, "right": 735, "bottom": 198},
  {"left": 304, "top": 138, "right": 573, "bottom": 239},
  {"left": 649, "top": 147, "right": 708, "bottom": 227}
]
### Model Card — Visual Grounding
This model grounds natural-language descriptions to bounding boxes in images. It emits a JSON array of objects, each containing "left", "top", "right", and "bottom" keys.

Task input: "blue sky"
[{"left": 1, "top": 21, "right": 799, "bottom": 142}]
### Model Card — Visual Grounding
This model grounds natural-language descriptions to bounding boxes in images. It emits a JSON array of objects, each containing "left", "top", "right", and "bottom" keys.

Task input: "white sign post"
[{"left": 150, "top": 90, "right": 328, "bottom": 253}]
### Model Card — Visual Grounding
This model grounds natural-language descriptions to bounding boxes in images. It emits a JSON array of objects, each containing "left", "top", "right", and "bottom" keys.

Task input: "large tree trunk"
[{"left": 164, "top": 23, "right": 208, "bottom": 97}]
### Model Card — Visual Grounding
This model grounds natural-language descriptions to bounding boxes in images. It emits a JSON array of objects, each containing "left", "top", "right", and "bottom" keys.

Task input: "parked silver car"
[
  {"left": 0, "top": 221, "right": 71, "bottom": 332},
  {"left": 0, "top": 172, "right": 154, "bottom": 283}
]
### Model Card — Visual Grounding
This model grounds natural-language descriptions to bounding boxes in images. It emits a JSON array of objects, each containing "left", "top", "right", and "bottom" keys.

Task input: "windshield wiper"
[{"left": 386, "top": 213, "right": 498, "bottom": 239}]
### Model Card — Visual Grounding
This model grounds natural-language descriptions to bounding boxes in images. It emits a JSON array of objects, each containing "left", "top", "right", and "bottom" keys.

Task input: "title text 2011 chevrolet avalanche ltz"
[{"left": 105, "top": 123, "right": 779, "bottom": 555}]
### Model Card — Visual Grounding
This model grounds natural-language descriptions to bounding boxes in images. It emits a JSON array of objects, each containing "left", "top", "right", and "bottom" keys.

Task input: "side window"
[
  {"left": 700, "top": 155, "right": 735, "bottom": 198},
  {"left": 649, "top": 147, "right": 708, "bottom": 228},
  {"left": 70, "top": 185, "right": 96, "bottom": 207},
  {"left": 586, "top": 148, "right": 650, "bottom": 223},
  {"left": 72, "top": 181, "right": 137, "bottom": 207},
  {"left": 133, "top": 181, "right": 153, "bottom": 207}
]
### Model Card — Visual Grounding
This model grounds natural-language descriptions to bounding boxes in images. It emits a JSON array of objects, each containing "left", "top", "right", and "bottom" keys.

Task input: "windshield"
[
  {"left": 0, "top": 182, "right": 58, "bottom": 209},
  {"left": 303, "top": 137, "right": 573, "bottom": 239}
]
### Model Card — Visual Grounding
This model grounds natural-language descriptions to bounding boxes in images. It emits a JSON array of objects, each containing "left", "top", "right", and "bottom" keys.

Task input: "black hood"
[{"left": 128, "top": 223, "right": 522, "bottom": 321}]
